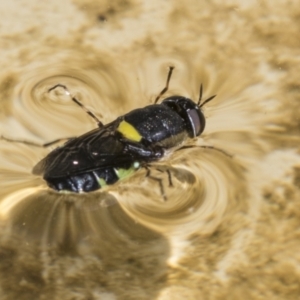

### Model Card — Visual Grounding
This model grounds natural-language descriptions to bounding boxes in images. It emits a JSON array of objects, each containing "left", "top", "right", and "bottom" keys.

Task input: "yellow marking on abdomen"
[{"left": 117, "top": 120, "right": 142, "bottom": 142}]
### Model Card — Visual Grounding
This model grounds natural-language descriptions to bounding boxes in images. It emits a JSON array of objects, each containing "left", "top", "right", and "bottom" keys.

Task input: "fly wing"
[{"left": 33, "top": 125, "right": 135, "bottom": 179}]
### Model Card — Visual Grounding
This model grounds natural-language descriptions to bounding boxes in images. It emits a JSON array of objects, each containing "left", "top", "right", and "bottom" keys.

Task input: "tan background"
[{"left": 0, "top": 1, "right": 300, "bottom": 299}]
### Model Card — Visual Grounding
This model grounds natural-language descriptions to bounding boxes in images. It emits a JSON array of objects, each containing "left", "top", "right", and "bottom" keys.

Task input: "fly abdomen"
[
  {"left": 46, "top": 163, "right": 140, "bottom": 193},
  {"left": 46, "top": 172, "right": 100, "bottom": 193}
]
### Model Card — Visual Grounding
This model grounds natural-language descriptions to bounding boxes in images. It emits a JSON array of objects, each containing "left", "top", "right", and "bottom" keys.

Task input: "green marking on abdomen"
[
  {"left": 115, "top": 162, "right": 140, "bottom": 180},
  {"left": 94, "top": 172, "right": 108, "bottom": 187}
]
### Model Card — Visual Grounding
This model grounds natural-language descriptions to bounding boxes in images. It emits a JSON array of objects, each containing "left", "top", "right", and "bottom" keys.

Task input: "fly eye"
[{"left": 187, "top": 109, "right": 205, "bottom": 136}]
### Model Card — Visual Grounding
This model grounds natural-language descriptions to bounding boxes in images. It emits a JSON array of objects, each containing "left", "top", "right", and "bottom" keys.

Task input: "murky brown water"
[{"left": 0, "top": 1, "right": 300, "bottom": 299}]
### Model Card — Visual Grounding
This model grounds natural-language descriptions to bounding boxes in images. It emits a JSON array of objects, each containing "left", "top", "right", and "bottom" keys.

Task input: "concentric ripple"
[
  {"left": 2, "top": 62, "right": 132, "bottom": 143},
  {"left": 115, "top": 148, "right": 245, "bottom": 235},
  {"left": 0, "top": 60, "right": 253, "bottom": 248}
]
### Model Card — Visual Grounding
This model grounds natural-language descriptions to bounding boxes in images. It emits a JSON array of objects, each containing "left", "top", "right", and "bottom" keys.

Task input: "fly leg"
[
  {"left": 154, "top": 66, "right": 175, "bottom": 104},
  {"left": 156, "top": 168, "right": 173, "bottom": 187},
  {"left": 48, "top": 84, "right": 104, "bottom": 128},
  {"left": 144, "top": 165, "right": 174, "bottom": 201},
  {"left": 0, "top": 135, "right": 75, "bottom": 147},
  {"left": 176, "top": 144, "right": 233, "bottom": 158},
  {"left": 145, "top": 166, "right": 167, "bottom": 201}
]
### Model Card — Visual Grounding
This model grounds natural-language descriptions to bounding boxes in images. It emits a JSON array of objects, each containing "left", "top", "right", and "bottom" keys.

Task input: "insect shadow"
[{"left": 1, "top": 67, "right": 231, "bottom": 200}]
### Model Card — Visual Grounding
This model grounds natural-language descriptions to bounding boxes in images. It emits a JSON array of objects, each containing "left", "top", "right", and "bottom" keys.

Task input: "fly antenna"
[
  {"left": 197, "top": 84, "right": 216, "bottom": 108},
  {"left": 48, "top": 84, "right": 104, "bottom": 128},
  {"left": 154, "top": 66, "right": 175, "bottom": 104}
]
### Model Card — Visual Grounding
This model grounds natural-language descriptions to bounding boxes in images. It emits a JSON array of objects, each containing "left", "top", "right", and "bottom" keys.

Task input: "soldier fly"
[{"left": 1, "top": 67, "right": 217, "bottom": 194}]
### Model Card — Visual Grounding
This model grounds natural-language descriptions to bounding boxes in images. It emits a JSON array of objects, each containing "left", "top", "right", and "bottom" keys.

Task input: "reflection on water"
[
  {"left": 1, "top": 1, "right": 300, "bottom": 299},
  {"left": 0, "top": 190, "right": 169, "bottom": 300}
]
